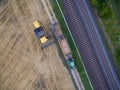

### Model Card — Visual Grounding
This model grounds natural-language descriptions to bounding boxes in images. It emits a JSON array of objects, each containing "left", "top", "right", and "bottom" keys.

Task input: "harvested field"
[{"left": 0, "top": 0, "right": 75, "bottom": 90}]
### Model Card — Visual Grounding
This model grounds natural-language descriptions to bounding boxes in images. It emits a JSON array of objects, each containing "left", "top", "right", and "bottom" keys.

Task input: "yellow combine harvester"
[
  {"left": 33, "top": 21, "right": 49, "bottom": 44},
  {"left": 33, "top": 21, "right": 52, "bottom": 48}
]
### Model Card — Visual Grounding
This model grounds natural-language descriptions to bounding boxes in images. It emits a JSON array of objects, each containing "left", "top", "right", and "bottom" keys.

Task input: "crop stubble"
[{"left": 0, "top": 0, "right": 75, "bottom": 90}]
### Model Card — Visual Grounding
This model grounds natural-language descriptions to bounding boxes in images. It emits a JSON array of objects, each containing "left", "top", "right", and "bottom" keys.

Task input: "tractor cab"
[{"left": 68, "top": 58, "right": 76, "bottom": 69}]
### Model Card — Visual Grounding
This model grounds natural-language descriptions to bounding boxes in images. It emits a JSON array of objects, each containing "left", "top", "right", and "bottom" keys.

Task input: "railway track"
[
  {"left": 73, "top": 0, "right": 120, "bottom": 90},
  {"left": 62, "top": 0, "right": 120, "bottom": 90}
]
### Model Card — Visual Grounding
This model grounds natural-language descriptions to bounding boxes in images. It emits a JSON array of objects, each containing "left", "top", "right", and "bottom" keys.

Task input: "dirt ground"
[{"left": 0, "top": 0, "right": 75, "bottom": 90}]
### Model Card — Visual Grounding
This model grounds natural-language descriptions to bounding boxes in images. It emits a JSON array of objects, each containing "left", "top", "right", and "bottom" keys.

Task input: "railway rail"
[
  {"left": 73, "top": 0, "right": 120, "bottom": 89},
  {"left": 62, "top": 0, "right": 120, "bottom": 90}
]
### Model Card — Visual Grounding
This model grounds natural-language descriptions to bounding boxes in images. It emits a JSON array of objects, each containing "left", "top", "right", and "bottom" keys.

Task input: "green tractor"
[{"left": 67, "top": 58, "right": 76, "bottom": 69}]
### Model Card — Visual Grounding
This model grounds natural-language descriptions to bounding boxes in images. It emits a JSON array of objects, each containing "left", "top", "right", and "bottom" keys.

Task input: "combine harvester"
[
  {"left": 33, "top": 21, "right": 54, "bottom": 49},
  {"left": 53, "top": 23, "right": 85, "bottom": 90}
]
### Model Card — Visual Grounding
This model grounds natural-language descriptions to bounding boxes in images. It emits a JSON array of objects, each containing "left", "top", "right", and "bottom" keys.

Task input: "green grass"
[
  {"left": 51, "top": 0, "right": 93, "bottom": 90},
  {"left": 109, "top": 0, "right": 120, "bottom": 67},
  {"left": 91, "top": 0, "right": 120, "bottom": 69},
  {"left": 110, "top": 0, "right": 120, "bottom": 21}
]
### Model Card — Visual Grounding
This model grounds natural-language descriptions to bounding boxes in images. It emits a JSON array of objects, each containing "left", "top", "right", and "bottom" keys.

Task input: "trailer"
[
  {"left": 58, "top": 39, "right": 72, "bottom": 60},
  {"left": 53, "top": 23, "right": 72, "bottom": 60}
]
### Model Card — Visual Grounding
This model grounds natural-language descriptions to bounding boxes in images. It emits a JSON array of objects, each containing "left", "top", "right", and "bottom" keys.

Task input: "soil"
[{"left": 0, "top": 0, "right": 75, "bottom": 90}]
